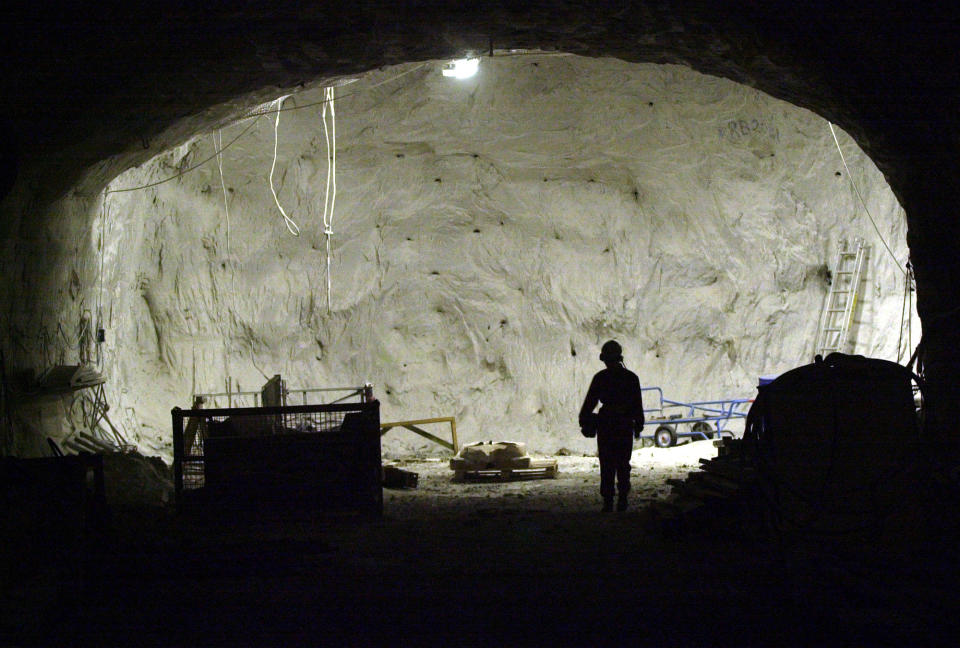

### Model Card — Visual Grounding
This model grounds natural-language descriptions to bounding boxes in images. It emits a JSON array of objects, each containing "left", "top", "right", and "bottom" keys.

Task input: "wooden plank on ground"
[
  {"left": 698, "top": 458, "right": 756, "bottom": 482},
  {"left": 689, "top": 471, "right": 740, "bottom": 493},
  {"left": 452, "top": 462, "right": 558, "bottom": 482},
  {"left": 667, "top": 478, "right": 727, "bottom": 501}
]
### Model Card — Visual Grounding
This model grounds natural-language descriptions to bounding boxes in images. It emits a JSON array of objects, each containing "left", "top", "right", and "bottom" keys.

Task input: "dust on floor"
[{"left": 383, "top": 440, "right": 718, "bottom": 516}]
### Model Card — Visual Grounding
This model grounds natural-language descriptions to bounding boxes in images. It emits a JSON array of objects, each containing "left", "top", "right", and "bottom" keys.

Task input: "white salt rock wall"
[{"left": 88, "top": 56, "right": 912, "bottom": 459}]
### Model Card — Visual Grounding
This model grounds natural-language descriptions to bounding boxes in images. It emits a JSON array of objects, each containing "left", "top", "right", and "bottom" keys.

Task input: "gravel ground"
[{"left": 383, "top": 440, "right": 719, "bottom": 517}]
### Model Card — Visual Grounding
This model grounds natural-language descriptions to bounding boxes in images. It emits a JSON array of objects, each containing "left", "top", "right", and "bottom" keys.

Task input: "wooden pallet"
[{"left": 450, "top": 458, "right": 558, "bottom": 482}]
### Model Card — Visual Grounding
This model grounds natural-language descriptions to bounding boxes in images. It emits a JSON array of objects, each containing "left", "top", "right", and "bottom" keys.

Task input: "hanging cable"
[
  {"left": 235, "top": 62, "right": 428, "bottom": 122},
  {"left": 108, "top": 115, "right": 261, "bottom": 195},
  {"left": 214, "top": 128, "right": 237, "bottom": 381},
  {"left": 105, "top": 63, "right": 429, "bottom": 196},
  {"left": 78, "top": 309, "right": 93, "bottom": 365},
  {"left": 95, "top": 191, "right": 108, "bottom": 368},
  {"left": 828, "top": 122, "right": 906, "bottom": 277},
  {"left": 320, "top": 86, "right": 338, "bottom": 312},
  {"left": 83, "top": 63, "right": 423, "bottom": 377},
  {"left": 897, "top": 270, "right": 906, "bottom": 363},
  {"left": 897, "top": 262, "right": 915, "bottom": 364},
  {"left": 907, "top": 263, "right": 914, "bottom": 359},
  {"left": 897, "top": 265, "right": 912, "bottom": 363},
  {"left": 269, "top": 95, "right": 300, "bottom": 237},
  {"left": 214, "top": 129, "right": 231, "bottom": 254}
]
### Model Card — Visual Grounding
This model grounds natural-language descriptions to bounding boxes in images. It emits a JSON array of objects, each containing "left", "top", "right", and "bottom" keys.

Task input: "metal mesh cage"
[{"left": 172, "top": 402, "right": 381, "bottom": 514}]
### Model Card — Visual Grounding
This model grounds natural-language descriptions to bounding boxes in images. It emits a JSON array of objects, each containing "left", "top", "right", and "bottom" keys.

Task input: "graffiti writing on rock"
[{"left": 718, "top": 118, "right": 779, "bottom": 142}]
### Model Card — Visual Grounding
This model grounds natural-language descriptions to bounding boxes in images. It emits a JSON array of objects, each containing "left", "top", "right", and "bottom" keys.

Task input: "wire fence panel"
[{"left": 193, "top": 384, "right": 371, "bottom": 410}]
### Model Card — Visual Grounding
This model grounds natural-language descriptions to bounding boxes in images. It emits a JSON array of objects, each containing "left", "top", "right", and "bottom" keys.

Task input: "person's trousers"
[{"left": 597, "top": 432, "right": 633, "bottom": 499}]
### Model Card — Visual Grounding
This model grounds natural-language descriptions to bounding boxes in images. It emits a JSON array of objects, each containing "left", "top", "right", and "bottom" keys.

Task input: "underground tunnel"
[
  {"left": 32, "top": 55, "right": 916, "bottom": 460},
  {"left": 1, "top": 2, "right": 959, "bottom": 645}
]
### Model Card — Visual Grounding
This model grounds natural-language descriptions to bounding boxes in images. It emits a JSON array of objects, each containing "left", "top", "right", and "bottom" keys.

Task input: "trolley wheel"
[
  {"left": 691, "top": 421, "right": 714, "bottom": 440},
  {"left": 654, "top": 425, "right": 677, "bottom": 448}
]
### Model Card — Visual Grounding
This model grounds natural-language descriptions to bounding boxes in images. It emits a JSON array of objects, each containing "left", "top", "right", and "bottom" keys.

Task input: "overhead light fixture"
[{"left": 442, "top": 58, "right": 480, "bottom": 79}]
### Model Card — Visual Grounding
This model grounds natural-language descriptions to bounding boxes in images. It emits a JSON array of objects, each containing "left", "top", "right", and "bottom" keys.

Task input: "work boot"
[
  {"left": 616, "top": 495, "right": 628, "bottom": 512},
  {"left": 602, "top": 497, "right": 614, "bottom": 512}
]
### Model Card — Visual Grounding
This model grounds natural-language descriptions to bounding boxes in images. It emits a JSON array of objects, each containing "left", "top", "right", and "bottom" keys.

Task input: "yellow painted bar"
[
  {"left": 380, "top": 416, "right": 459, "bottom": 452},
  {"left": 382, "top": 416, "right": 456, "bottom": 426},
  {"left": 400, "top": 425, "right": 454, "bottom": 451}
]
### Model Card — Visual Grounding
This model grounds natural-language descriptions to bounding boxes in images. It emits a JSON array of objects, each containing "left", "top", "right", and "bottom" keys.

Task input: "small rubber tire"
[
  {"left": 654, "top": 425, "right": 677, "bottom": 448},
  {"left": 691, "top": 421, "right": 715, "bottom": 440}
]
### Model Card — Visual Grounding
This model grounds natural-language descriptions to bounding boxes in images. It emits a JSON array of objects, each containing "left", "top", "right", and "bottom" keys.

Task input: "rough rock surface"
[{"left": 8, "top": 57, "right": 914, "bottom": 458}]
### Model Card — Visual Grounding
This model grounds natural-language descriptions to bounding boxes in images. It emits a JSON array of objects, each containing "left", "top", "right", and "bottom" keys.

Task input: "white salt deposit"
[{"left": 85, "top": 55, "right": 913, "bottom": 460}]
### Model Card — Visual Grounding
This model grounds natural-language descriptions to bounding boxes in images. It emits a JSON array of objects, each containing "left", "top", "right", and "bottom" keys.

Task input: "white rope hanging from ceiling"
[
  {"left": 270, "top": 95, "right": 301, "bottom": 237},
  {"left": 828, "top": 122, "right": 905, "bottom": 277},
  {"left": 320, "top": 85, "right": 337, "bottom": 312},
  {"left": 214, "top": 129, "right": 231, "bottom": 254}
]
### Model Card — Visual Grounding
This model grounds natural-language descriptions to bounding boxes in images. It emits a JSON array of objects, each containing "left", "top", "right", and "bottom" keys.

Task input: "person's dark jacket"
[{"left": 579, "top": 365, "right": 645, "bottom": 436}]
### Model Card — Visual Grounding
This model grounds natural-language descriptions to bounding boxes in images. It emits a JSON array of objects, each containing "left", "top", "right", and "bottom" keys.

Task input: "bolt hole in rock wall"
[{"left": 77, "top": 55, "right": 914, "bottom": 460}]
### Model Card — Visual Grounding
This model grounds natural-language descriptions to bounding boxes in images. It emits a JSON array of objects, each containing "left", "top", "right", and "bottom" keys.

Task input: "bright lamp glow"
[{"left": 442, "top": 58, "right": 480, "bottom": 79}]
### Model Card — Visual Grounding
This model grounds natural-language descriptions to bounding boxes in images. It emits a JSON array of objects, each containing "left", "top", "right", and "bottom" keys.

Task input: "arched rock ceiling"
[{"left": 1, "top": 2, "right": 958, "bottom": 318}]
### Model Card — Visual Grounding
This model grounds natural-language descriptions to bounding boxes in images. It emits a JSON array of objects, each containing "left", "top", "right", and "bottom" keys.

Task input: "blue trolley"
[{"left": 641, "top": 387, "right": 752, "bottom": 448}]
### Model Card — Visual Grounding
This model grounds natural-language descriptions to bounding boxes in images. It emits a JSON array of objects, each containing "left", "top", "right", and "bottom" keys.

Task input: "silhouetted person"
[{"left": 579, "top": 340, "right": 645, "bottom": 512}]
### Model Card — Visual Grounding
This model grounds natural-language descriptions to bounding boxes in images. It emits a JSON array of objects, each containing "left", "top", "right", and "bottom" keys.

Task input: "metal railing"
[{"left": 193, "top": 383, "right": 372, "bottom": 409}]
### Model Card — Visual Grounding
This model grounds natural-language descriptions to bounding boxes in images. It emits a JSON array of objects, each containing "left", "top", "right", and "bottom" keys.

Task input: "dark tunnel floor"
[
  {"left": 61, "top": 510, "right": 960, "bottom": 646},
  {"left": 7, "top": 455, "right": 960, "bottom": 646}
]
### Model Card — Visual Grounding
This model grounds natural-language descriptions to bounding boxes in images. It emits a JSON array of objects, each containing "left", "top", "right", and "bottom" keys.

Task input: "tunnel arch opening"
[
  {"left": 68, "top": 55, "right": 915, "bottom": 461},
  {"left": 3, "top": 9, "right": 959, "bottom": 645}
]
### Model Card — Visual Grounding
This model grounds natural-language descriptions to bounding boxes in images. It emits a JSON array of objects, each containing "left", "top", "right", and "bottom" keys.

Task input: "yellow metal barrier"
[{"left": 380, "top": 416, "right": 459, "bottom": 453}]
